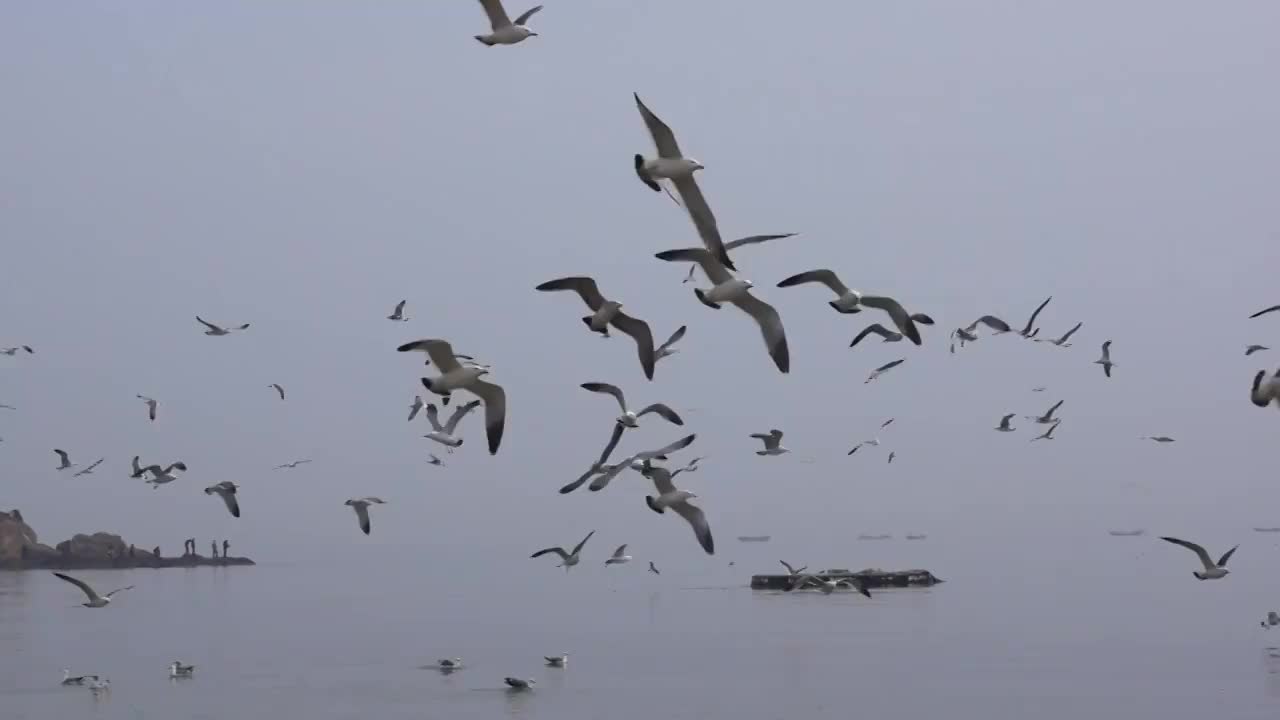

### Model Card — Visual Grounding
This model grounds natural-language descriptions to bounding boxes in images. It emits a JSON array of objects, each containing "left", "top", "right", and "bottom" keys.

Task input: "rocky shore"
[{"left": 0, "top": 508, "right": 254, "bottom": 570}]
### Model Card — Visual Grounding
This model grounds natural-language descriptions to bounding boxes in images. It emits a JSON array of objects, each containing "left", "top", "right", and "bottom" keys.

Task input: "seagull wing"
[
  {"left": 408, "top": 396, "right": 423, "bottom": 422},
  {"left": 466, "top": 379, "right": 506, "bottom": 455},
  {"left": 534, "top": 276, "right": 606, "bottom": 311},
  {"left": 1022, "top": 296, "right": 1052, "bottom": 335},
  {"left": 633, "top": 93, "right": 684, "bottom": 159},
  {"left": 730, "top": 292, "right": 790, "bottom": 374},
  {"left": 669, "top": 175, "right": 733, "bottom": 271},
  {"left": 669, "top": 499, "right": 714, "bottom": 555},
  {"left": 103, "top": 585, "right": 134, "bottom": 599},
  {"left": 1160, "top": 536, "right": 1216, "bottom": 571},
  {"left": 131, "top": 456, "right": 144, "bottom": 478},
  {"left": 873, "top": 358, "right": 906, "bottom": 374},
  {"left": 850, "top": 324, "right": 897, "bottom": 347},
  {"left": 1057, "top": 322, "right": 1083, "bottom": 344},
  {"left": 637, "top": 404, "right": 683, "bottom": 426},
  {"left": 780, "top": 560, "right": 798, "bottom": 574},
  {"left": 53, "top": 573, "right": 101, "bottom": 603},
  {"left": 860, "top": 296, "right": 922, "bottom": 345},
  {"left": 724, "top": 233, "right": 797, "bottom": 251},
  {"left": 654, "top": 247, "right": 733, "bottom": 285},
  {"left": 352, "top": 504, "right": 373, "bottom": 535},
  {"left": 656, "top": 325, "right": 687, "bottom": 354},
  {"left": 398, "top": 339, "right": 464, "bottom": 373},
  {"left": 595, "top": 423, "right": 627, "bottom": 466},
  {"left": 477, "top": 0, "right": 512, "bottom": 29},
  {"left": 219, "top": 487, "right": 240, "bottom": 518},
  {"left": 609, "top": 311, "right": 657, "bottom": 381},
  {"left": 443, "top": 400, "right": 481, "bottom": 434},
  {"left": 54, "top": 449, "right": 71, "bottom": 467},
  {"left": 776, "top": 269, "right": 850, "bottom": 296},
  {"left": 392, "top": 300, "right": 406, "bottom": 316},
  {"left": 970, "top": 315, "right": 1011, "bottom": 332},
  {"left": 512, "top": 4, "right": 542, "bottom": 25},
  {"left": 1216, "top": 544, "right": 1239, "bottom": 567},
  {"left": 272, "top": 384, "right": 285, "bottom": 400},
  {"left": 572, "top": 530, "right": 596, "bottom": 555},
  {"left": 531, "top": 547, "right": 571, "bottom": 561},
  {"left": 581, "top": 382, "right": 628, "bottom": 414},
  {"left": 611, "top": 544, "right": 629, "bottom": 559},
  {"left": 195, "top": 316, "right": 222, "bottom": 332},
  {"left": 1249, "top": 305, "right": 1280, "bottom": 319},
  {"left": 909, "top": 313, "right": 935, "bottom": 325}
]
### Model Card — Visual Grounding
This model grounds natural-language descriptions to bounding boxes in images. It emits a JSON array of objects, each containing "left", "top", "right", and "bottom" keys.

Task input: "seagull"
[
  {"left": 137, "top": 395, "right": 158, "bottom": 421},
  {"left": 780, "top": 560, "right": 808, "bottom": 576},
  {"left": 534, "top": 276, "right": 657, "bottom": 380},
  {"left": 1017, "top": 296, "right": 1052, "bottom": 338},
  {"left": 0, "top": 345, "right": 34, "bottom": 355},
  {"left": 270, "top": 384, "right": 285, "bottom": 400},
  {"left": 648, "top": 561, "right": 660, "bottom": 575},
  {"left": 504, "top": 677, "right": 536, "bottom": 690},
  {"left": 1250, "top": 368, "right": 1280, "bottom": 409},
  {"left": 545, "top": 654, "right": 568, "bottom": 667},
  {"left": 53, "top": 572, "right": 133, "bottom": 608},
  {"left": 579, "top": 382, "right": 684, "bottom": 465},
  {"left": 1249, "top": 305, "right": 1280, "bottom": 319},
  {"left": 73, "top": 458, "right": 105, "bottom": 477},
  {"left": 473, "top": 0, "right": 541, "bottom": 46},
  {"left": 565, "top": 434, "right": 698, "bottom": 494},
  {"left": 53, "top": 449, "right": 75, "bottom": 470},
  {"left": 995, "top": 413, "right": 1016, "bottom": 432},
  {"left": 1036, "top": 321, "right": 1083, "bottom": 347},
  {"left": 1246, "top": 345, "right": 1269, "bottom": 356},
  {"left": 422, "top": 400, "right": 482, "bottom": 451},
  {"left": 88, "top": 677, "right": 111, "bottom": 694},
  {"left": 1027, "top": 400, "right": 1064, "bottom": 424},
  {"left": 399, "top": 339, "right": 506, "bottom": 454},
  {"left": 965, "top": 315, "right": 1012, "bottom": 335},
  {"left": 887, "top": 451, "right": 896, "bottom": 464},
  {"left": 605, "top": 544, "right": 633, "bottom": 565},
  {"left": 62, "top": 669, "right": 100, "bottom": 686},
  {"left": 655, "top": 247, "right": 788, "bottom": 372},
  {"left": 275, "top": 459, "right": 312, "bottom": 470},
  {"left": 785, "top": 574, "right": 870, "bottom": 597},
  {"left": 1142, "top": 436, "right": 1176, "bottom": 443},
  {"left": 750, "top": 429, "right": 789, "bottom": 456},
  {"left": 387, "top": 300, "right": 409, "bottom": 321},
  {"left": 1095, "top": 341, "right": 1115, "bottom": 378},
  {"left": 726, "top": 232, "right": 798, "bottom": 252},
  {"left": 142, "top": 461, "right": 188, "bottom": 488},
  {"left": 949, "top": 326, "right": 979, "bottom": 353},
  {"left": 634, "top": 93, "right": 734, "bottom": 270},
  {"left": 129, "top": 455, "right": 147, "bottom": 478},
  {"left": 654, "top": 325, "right": 687, "bottom": 361},
  {"left": 641, "top": 462, "right": 714, "bottom": 555},
  {"left": 436, "top": 658, "right": 463, "bottom": 671},
  {"left": 777, "top": 269, "right": 924, "bottom": 344},
  {"left": 169, "top": 661, "right": 195, "bottom": 678},
  {"left": 1031, "top": 420, "right": 1061, "bottom": 441},
  {"left": 0, "top": 403, "right": 14, "bottom": 410},
  {"left": 196, "top": 316, "right": 249, "bottom": 336},
  {"left": 865, "top": 358, "right": 906, "bottom": 383},
  {"left": 1262, "top": 612, "right": 1279, "bottom": 629},
  {"left": 849, "top": 318, "right": 936, "bottom": 347},
  {"left": 847, "top": 437, "right": 880, "bottom": 455},
  {"left": 204, "top": 481, "right": 240, "bottom": 518},
  {"left": 881, "top": 418, "right": 895, "bottom": 429},
  {"left": 426, "top": 453, "right": 445, "bottom": 467},
  {"left": 407, "top": 395, "right": 424, "bottom": 422},
  {"left": 531, "top": 530, "right": 596, "bottom": 570},
  {"left": 1032, "top": 386, "right": 1047, "bottom": 392},
  {"left": 1160, "top": 536, "right": 1238, "bottom": 580},
  {"left": 345, "top": 497, "right": 387, "bottom": 535}
]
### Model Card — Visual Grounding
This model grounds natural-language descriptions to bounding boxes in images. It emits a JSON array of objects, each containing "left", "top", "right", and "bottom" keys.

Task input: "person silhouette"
[
  {"left": 222, "top": 540, "right": 229, "bottom": 558},
  {"left": 211, "top": 541, "right": 218, "bottom": 559}
]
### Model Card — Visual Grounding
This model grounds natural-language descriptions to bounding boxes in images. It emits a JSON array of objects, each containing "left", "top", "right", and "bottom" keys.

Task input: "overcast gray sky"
[{"left": 1, "top": 1, "right": 1278, "bottom": 573}]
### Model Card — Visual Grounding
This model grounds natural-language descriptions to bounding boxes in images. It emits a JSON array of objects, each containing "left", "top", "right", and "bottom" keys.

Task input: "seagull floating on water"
[
  {"left": 204, "top": 481, "right": 240, "bottom": 518},
  {"left": 436, "top": 658, "right": 463, "bottom": 671},
  {"left": 345, "top": 497, "right": 386, "bottom": 535},
  {"left": 53, "top": 572, "right": 133, "bottom": 608},
  {"left": 777, "top": 269, "right": 925, "bottom": 345},
  {"left": 137, "top": 395, "right": 158, "bottom": 421},
  {"left": 1095, "top": 341, "right": 1115, "bottom": 378},
  {"left": 535, "top": 276, "right": 657, "bottom": 380},
  {"left": 545, "top": 654, "right": 569, "bottom": 667},
  {"left": 399, "top": 339, "right": 506, "bottom": 454},
  {"left": 504, "top": 677, "right": 536, "bottom": 690},
  {"left": 1160, "top": 536, "right": 1237, "bottom": 580},
  {"left": 196, "top": 316, "right": 249, "bottom": 336},
  {"left": 170, "top": 661, "right": 195, "bottom": 678},
  {"left": 473, "top": 0, "right": 541, "bottom": 46},
  {"left": 531, "top": 530, "right": 595, "bottom": 570}
]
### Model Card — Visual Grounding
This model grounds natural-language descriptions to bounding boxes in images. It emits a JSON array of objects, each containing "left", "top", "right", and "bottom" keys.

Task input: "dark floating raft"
[
  {"left": 736, "top": 535, "right": 772, "bottom": 543},
  {"left": 751, "top": 567, "right": 944, "bottom": 591}
]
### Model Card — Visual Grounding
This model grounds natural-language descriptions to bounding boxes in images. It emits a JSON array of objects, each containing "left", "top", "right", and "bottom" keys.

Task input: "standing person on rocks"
[
  {"left": 211, "top": 541, "right": 218, "bottom": 558},
  {"left": 222, "top": 540, "right": 229, "bottom": 558}
]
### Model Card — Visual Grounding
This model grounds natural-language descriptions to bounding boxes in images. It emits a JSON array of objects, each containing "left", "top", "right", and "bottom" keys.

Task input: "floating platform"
[
  {"left": 1108, "top": 529, "right": 1145, "bottom": 537},
  {"left": 750, "top": 567, "right": 943, "bottom": 591},
  {"left": 1254, "top": 528, "right": 1280, "bottom": 533},
  {"left": 737, "top": 535, "right": 772, "bottom": 543}
]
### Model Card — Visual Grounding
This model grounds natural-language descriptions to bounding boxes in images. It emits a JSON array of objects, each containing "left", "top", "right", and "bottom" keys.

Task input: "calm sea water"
[{"left": 4, "top": 534, "right": 1280, "bottom": 720}]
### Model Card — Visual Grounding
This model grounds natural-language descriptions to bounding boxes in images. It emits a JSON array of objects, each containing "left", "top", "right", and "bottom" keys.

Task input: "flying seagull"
[
  {"left": 887, "top": 451, "right": 896, "bottom": 464},
  {"left": 423, "top": 400, "right": 481, "bottom": 452},
  {"left": 1246, "top": 345, "right": 1269, "bottom": 356},
  {"left": 535, "top": 276, "right": 657, "bottom": 380},
  {"left": 1142, "top": 436, "right": 1176, "bottom": 443},
  {"left": 654, "top": 325, "right": 687, "bottom": 361},
  {"left": 605, "top": 544, "right": 633, "bottom": 565},
  {"left": 531, "top": 530, "right": 596, "bottom": 570},
  {"left": 865, "top": 358, "right": 906, "bottom": 383},
  {"left": 847, "top": 437, "right": 880, "bottom": 455},
  {"left": 1262, "top": 611, "right": 1280, "bottom": 629},
  {"left": 473, "top": 0, "right": 541, "bottom": 46},
  {"left": 1032, "top": 420, "right": 1061, "bottom": 441},
  {"left": 73, "top": 458, "right": 105, "bottom": 477},
  {"left": 1251, "top": 368, "right": 1280, "bottom": 409},
  {"left": 576, "top": 434, "right": 698, "bottom": 493},
  {"left": 387, "top": 300, "right": 409, "bottom": 321},
  {"left": 142, "top": 461, "right": 188, "bottom": 488},
  {"left": 1160, "top": 536, "right": 1237, "bottom": 580},
  {"left": 270, "top": 384, "right": 285, "bottom": 400},
  {"left": 655, "top": 247, "right": 789, "bottom": 373},
  {"left": 641, "top": 462, "right": 714, "bottom": 555},
  {"left": 1095, "top": 341, "right": 1115, "bottom": 378},
  {"left": 204, "top": 481, "right": 240, "bottom": 518},
  {"left": 633, "top": 93, "right": 734, "bottom": 270},
  {"left": 1249, "top": 305, "right": 1280, "bottom": 319},
  {"left": 196, "top": 316, "right": 249, "bottom": 336},
  {"left": 129, "top": 455, "right": 146, "bottom": 478},
  {"left": 777, "top": 269, "right": 924, "bottom": 345},
  {"left": 137, "top": 395, "right": 158, "bottom": 422},
  {"left": 750, "top": 429, "right": 789, "bottom": 456},
  {"left": 275, "top": 459, "right": 312, "bottom": 470},
  {"left": 345, "top": 497, "right": 386, "bottom": 535},
  {"left": 648, "top": 561, "right": 660, "bottom": 575},
  {"left": 1036, "top": 321, "right": 1083, "bottom": 347},
  {"left": 407, "top": 395, "right": 424, "bottom": 422},
  {"left": 965, "top": 316, "right": 1011, "bottom": 335},
  {"left": 726, "top": 232, "right": 798, "bottom": 252},
  {"left": 53, "top": 572, "right": 133, "bottom": 608},
  {"left": 1017, "top": 296, "right": 1052, "bottom": 338},
  {"left": 1027, "top": 400, "right": 1064, "bottom": 424},
  {"left": 780, "top": 560, "right": 808, "bottom": 576},
  {"left": 995, "top": 413, "right": 1016, "bottom": 432},
  {"left": 0, "top": 345, "right": 33, "bottom": 355},
  {"left": 545, "top": 654, "right": 568, "bottom": 667},
  {"left": 849, "top": 317, "right": 934, "bottom": 347},
  {"left": 53, "top": 449, "right": 75, "bottom": 471},
  {"left": 578, "top": 382, "right": 683, "bottom": 468},
  {"left": 399, "top": 339, "right": 506, "bottom": 454},
  {"left": 0, "top": 403, "right": 14, "bottom": 410}
]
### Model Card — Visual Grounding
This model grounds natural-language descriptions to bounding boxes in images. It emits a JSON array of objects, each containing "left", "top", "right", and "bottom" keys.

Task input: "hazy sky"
[{"left": 2, "top": 2, "right": 1278, "bottom": 573}]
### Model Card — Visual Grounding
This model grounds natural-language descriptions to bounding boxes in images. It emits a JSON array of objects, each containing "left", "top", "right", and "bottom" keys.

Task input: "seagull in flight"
[
  {"left": 422, "top": 401, "right": 481, "bottom": 452},
  {"left": 1249, "top": 305, "right": 1280, "bottom": 319},
  {"left": 995, "top": 413, "right": 1016, "bottom": 432},
  {"left": 1036, "top": 321, "right": 1083, "bottom": 347},
  {"left": 53, "top": 449, "right": 75, "bottom": 471},
  {"left": 275, "top": 459, "right": 312, "bottom": 470},
  {"left": 1246, "top": 345, "right": 1269, "bottom": 356},
  {"left": 605, "top": 545, "right": 633, "bottom": 565},
  {"left": 777, "top": 269, "right": 925, "bottom": 345},
  {"left": 136, "top": 395, "right": 158, "bottom": 421},
  {"left": 204, "top": 481, "right": 240, "bottom": 518},
  {"left": 780, "top": 560, "right": 808, "bottom": 576},
  {"left": 345, "top": 497, "right": 386, "bottom": 535},
  {"left": 53, "top": 572, "right": 133, "bottom": 608},
  {"left": 865, "top": 358, "right": 906, "bottom": 383},
  {"left": 579, "top": 381, "right": 683, "bottom": 462},
  {"left": 566, "top": 434, "right": 698, "bottom": 494},
  {"left": 269, "top": 384, "right": 285, "bottom": 400},
  {"left": 170, "top": 661, "right": 195, "bottom": 678},
  {"left": 750, "top": 429, "right": 789, "bottom": 456},
  {"left": 847, "top": 437, "right": 880, "bottom": 455},
  {"left": 387, "top": 300, "right": 409, "bottom": 321},
  {"left": 1160, "top": 536, "right": 1238, "bottom": 580},
  {"left": 1027, "top": 400, "right": 1064, "bottom": 424},
  {"left": 1251, "top": 368, "right": 1280, "bottom": 409},
  {"left": 849, "top": 318, "right": 935, "bottom": 347},
  {"left": 1017, "top": 296, "right": 1053, "bottom": 338},
  {"left": 0, "top": 345, "right": 33, "bottom": 355},
  {"left": 531, "top": 530, "right": 596, "bottom": 570},
  {"left": 641, "top": 462, "right": 714, "bottom": 555},
  {"left": 1095, "top": 341, "right": 1115, "bottom": 378},
  {"left": 655, "top": 247, "right": 789, "bottom": 373},
  {"left": 73, "top": 458, "right": 105, "bottom": 477},
  {"left": 473, "top": 0, "right": 541, "bottom": 46},
  {"left": 196, "top": 316, "right": 249, "bottom": 336},
  {"left": 648, "top": 561, "right": 660, "bottom": 575},
  {"left": 407, "top": 395, "right": 424, "bottom": 422},
  {"left": 1141, "top": 436, "right": 1176, "bottom": 443},
  {"left": 142, "top": 461, "right": 188, "bottom": 488},
  {"left": 399, "top": 339, "right": 506, "bottom": 454},
  {"left": 1031, "top": 421, "right": 1061, "bottom": 441},
  {"left": 535, "top": 276, "right": 657, "bottom": 380},
  {"left": 654, "top": 325, "right": 687, "bottom": 361}
]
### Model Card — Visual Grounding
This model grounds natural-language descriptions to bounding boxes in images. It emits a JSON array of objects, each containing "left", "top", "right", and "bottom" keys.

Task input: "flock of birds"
[{"left": 8, "top": 0, "right": 1280, "bottom": 697}]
